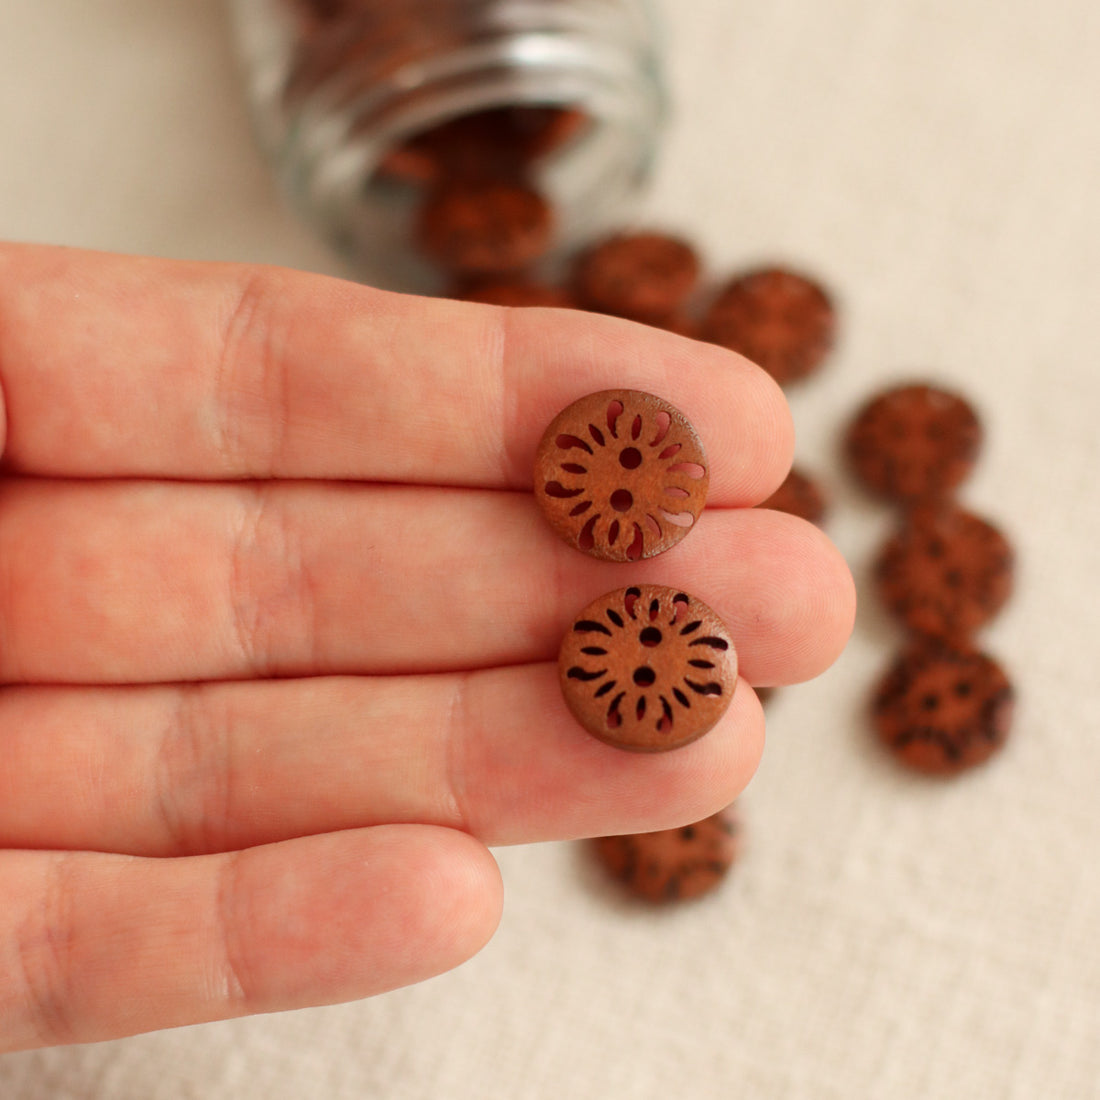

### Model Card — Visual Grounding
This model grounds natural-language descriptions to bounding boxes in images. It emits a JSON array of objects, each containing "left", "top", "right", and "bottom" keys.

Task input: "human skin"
[{"left": 0, "top": 242, "right": 855, "bottom": 1049}]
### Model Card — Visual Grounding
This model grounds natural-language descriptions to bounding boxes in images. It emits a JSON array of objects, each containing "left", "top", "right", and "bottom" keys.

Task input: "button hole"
[
  {"left": 649, "top": 410, "right": 671, "bottom": 446},
  {"left": 623, "top": 587, "right": 641, "bottom": 618},
  {"left": 545, "top": 481, "right": 583, "bottom": 498},
  {"left": 660, "top": 508, "right": 695, "bottom": 528},
  {"left": 556, "top": 433, "right": 593, "bottom": 454},
  {"left": 667, "top": 461, "right": 706, "bottom": 479},
  {"left": 606, "top": 399, "right": 624, "bottom": 437},
  {"left": 578, "top": 515, "right": 598, "bottom": 550}
]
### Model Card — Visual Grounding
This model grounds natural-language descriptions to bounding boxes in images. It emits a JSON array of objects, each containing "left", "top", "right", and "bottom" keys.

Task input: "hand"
[{"left": 0, "top": 243, "right": 853, "bottom": 1049}]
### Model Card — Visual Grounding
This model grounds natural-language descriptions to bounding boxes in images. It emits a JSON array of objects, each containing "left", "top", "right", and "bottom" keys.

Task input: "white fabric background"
[{"left": 2, "top": 1, "right": 1098, "bottom": 1097}]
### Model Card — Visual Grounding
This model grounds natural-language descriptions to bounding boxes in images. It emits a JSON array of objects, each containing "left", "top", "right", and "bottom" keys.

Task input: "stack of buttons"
[{"left": 846, "top": 384, "right": 1016, "bottom": 775}]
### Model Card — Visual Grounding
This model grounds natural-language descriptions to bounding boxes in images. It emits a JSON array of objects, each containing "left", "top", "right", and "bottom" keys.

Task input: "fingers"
[
  {"left": 0, "top": 244, "right": 791, "bottom": 501},
  {"left": 0, "top": 827, "right": 501, "bottom": 1051},
  {"left": 0, "top": 480, "right": 852, "bottom": 685},
  {"left": 0, "top": 667, "right": 764, "bottom": 858}
]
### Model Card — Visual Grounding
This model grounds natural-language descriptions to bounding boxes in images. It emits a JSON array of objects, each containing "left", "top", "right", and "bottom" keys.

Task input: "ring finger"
[
  {"left": 0, "top": 479, "right": 852, "bottom": 685},
  {"left": 0, "top": 664, "right": 765, "bottom": 857}
]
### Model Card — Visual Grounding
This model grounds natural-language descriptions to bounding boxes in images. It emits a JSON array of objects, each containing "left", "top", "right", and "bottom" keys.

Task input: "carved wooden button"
[
  {"left": 534, "top": 390, "right": 709, "bottom": 562},
  {"left": 571, "top": 232, "right": 701, "bottom": 323},
  {"left": 846, "top": 383, "right": 982, "bottom": 503},
  {"left": 700, "top": 266, "right": 836, "bottom": 385},
  {"left": 415, "top": 178, "right": 554, "bottom": 275},
  {"left": 875, "top": 503, "right": 1014, "bottom": 640},
  {"left": 559, "top": 584, "right": 736, "bottom": 752},
  {"left": 756, "top": 465, "right": 828, "bottom": 526},
  {"left": 592, "top": 805, "right": 741, "bottom": 903},
  {"left": 872, "top": 639, "right": 1014, "bottom": 775}
]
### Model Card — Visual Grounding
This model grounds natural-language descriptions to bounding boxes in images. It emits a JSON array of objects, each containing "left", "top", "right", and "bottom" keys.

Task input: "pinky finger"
[{"left": 0, "top": 826, "right": 502, "bottom": 1051}]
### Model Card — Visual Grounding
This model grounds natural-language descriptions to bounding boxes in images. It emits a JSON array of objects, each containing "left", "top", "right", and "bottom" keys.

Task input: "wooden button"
[
  {"left": 534, "top": 390, "right": 709, "bottom": 562},
  {"left": 559, "top": 584, "right": 736, "bottom": 752},
  {"left": 415, "top": 178, "right": 554, "bottom": 276},
  {"left": 875, "top": 503, "right": 1014, "bottom": 639},
  {"left": 756, "top": 465, "right": 828, "bottom": 526},
  {"left": 571, "top": 232, "right": 701, "bottom": 323},
  {"left": 872, "top": 639, "right": 1014, "bottom": 775},
  {"left": 592, "top": 805, "right": 741, "bottom": 903},
  {"left": 701, "top": 266, "right": 836, "bottom": 385},
  {"left": 846, "top": 383, "right": 982, "bottom": 503}
]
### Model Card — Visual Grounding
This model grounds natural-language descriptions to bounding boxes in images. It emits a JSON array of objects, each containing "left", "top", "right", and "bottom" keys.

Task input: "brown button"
[
  {"left": 872, "top": 639, "right": 1014, "bottom": 775},
  {"left": 875, "top": 503, "right": 1014, "bottom": 640},
  {"left": 571, "top": 232, "right": 701, "bottom": 323},
  {"left": 534, "top": 390, "right": 709, "bottom": 562},
  {"left": 700, "top": 266, "right": 836, "bottom": 385},
  {"left": 415, "top": 179, "right": 554, "bottom": 276},
  {"left": 592, "top": 805, "right": 741, "bottom": 903},
  {"left": 757, "top": 465, "right": 828, "bottom": 526},
  {"left": 846, "top": 383, "right": 982, "bottom": 503},
  {"left": 454, "top": 280, "right": 576, "bottom": 308},
  {"left": 559, "top": 584, "right": 736, "bottom": 752}
]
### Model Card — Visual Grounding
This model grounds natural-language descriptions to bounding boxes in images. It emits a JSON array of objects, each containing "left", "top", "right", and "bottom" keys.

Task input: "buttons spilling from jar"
[
  {"left": 427, "top": 160, "right": 1018, "bottom": 901},
  {"left": 406, "top": 122, "right": 1017, "bottom": 902},
  {"left": 231, "top": 2, "right": 1019, "bottom": 911}
]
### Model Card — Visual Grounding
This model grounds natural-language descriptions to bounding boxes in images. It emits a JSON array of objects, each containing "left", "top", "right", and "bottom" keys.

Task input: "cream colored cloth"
[{"left": 1, "top": 1, "right": 1098, "bottom": 1097}]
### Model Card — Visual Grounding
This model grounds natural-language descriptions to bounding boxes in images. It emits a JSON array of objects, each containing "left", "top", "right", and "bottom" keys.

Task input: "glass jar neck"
[
  {"left": 285, "top": 4, "right": 660, "bottom": 178},
  {"left": 231, "top": 0, "right": 664, "bottom": 288}
]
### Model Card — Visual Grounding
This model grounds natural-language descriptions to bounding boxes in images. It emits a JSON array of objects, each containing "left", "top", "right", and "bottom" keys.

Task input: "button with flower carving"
[
  {"left": 415, "top": 178, "right": 554, "bottom": 276},
  {"left": 534, "top": 390, "right": 709, "bottom": 562},
  {"left": 756, "top": 464, "right": 829, "bottom": 526},
  {"left": 570, "top": 231, "right": 701, "bottom": 324},
  {"left": 592, "top": 805, "right": 741, "bottom": 903},
  {"left": 559, "top": 584, "right": 736, "bottom": 751},
  {"left": 846, "top": 383, "right": 982, "bottom": 504},
  {"left": 872, "top": 638, "right": 1014, "bottom": 775},
  {"left": 874, "top": 502, "right": 1014, "bottom": 640},
  {"left": 700, "top": 266, "right": 836, "bottom": 386}
]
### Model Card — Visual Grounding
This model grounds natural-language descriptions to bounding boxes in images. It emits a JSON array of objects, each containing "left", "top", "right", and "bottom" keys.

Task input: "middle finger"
[{"left": 0, "top": 479, "right": 850, "bottom": 685}]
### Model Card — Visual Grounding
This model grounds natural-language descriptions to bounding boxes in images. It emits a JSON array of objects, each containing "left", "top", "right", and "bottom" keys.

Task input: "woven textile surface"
[{"left": 1, "top": 1, "right": 1097, "bottom": 1097}]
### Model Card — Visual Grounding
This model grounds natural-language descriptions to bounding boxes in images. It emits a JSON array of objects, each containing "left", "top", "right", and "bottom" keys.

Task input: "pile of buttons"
[
  {"left": 846, "top": 385, "right": 1016, "bottom": 776},
  {"left": 393, "top": 105, "right": 1015, "bottom": 904}
]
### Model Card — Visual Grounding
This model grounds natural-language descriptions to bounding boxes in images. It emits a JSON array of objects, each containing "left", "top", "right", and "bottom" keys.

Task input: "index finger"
[{"left": 0, "top": 243, "right": 792, "bottom": 500}]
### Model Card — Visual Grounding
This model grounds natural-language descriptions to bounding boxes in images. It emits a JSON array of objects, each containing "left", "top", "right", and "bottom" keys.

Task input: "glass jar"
[{"left": 228, "top": 0, "right": 666, "bottom": 291}]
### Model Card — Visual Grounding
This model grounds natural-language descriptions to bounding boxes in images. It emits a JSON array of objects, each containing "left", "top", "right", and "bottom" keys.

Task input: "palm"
[{"left": 0, "top": 243, "right": 853, "bottom": 1049}]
